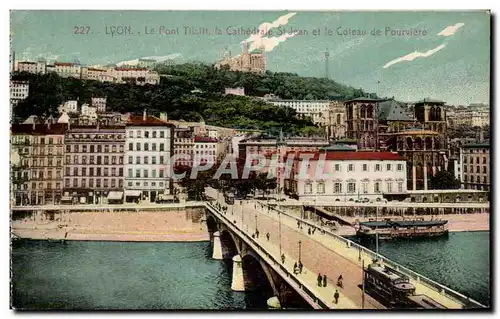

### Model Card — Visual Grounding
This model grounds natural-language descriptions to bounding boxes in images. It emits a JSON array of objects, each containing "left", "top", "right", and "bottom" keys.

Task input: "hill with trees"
[{"left": 12, "top": 63, "right": 375, "bottom": 135}]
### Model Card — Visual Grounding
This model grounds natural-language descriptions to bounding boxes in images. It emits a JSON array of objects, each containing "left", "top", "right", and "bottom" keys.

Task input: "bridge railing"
[
  {"left": 259, "top": 202, "right": 486, "bottom": 309},
  {"left": 206, "top": 202, "right": 330, "bottom": 309}
]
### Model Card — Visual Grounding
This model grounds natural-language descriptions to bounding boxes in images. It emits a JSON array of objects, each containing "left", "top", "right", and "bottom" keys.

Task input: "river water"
[{"left": 11, "top": 231, "right": 490, "bottom": 309}]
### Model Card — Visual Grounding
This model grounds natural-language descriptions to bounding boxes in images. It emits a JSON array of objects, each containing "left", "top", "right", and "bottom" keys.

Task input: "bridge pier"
[
  {"left": 212, "top": 231, "right": 223, "bottom": 260},
  {"left": 231, "top": 255, "right": 245, "bottom": 291}
]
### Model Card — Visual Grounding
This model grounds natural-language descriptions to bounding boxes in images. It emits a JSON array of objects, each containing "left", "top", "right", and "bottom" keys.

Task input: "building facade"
[
  {"left": 16, "top": 61, "right": 46, "bottom": 74},
  {"left": 345, "top": 97, "right": 379, "bottom": 149},
  {"left": 322, "top": 101, "right": 346, "bottom": 140},
  {"left": 173, "top": 126, "right": 195, "bottom": 167},
  {"left": 193, "top": 136, "right": 218, "bottom": 166},
  {"left": 284, "top": 151, "right": 407, "bottom": 202},
  {"left": 92, "top": 97, "right": 107, "bottom": 113},
  {"left": 215, "top": 43, "right": 266, "bottom": 73},
  {"left": 11, "top": 123, "right": 67, "bottom": 205},
  {"left": 124, "top": 114, "right": 175, "bottom": 202},
  {"left": 460, "top": 142, "right": 490, "bottom": 191},
  {"left": 63, "top": 125, "right": 126, "bottom": 204},
  {"left": 267, "top": 99, "right": 331, "bottom": 125},
  {"left": 10, "top": 80, "right": 29, "bottom": 107}
]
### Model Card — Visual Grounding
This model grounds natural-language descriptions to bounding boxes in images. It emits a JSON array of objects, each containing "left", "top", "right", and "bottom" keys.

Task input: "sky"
[{"left": 10, "top": 10, "right": 490, "bottom": 106}]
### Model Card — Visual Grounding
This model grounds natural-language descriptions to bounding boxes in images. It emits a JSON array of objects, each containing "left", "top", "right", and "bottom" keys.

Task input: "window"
[
  {"left": 111, "top": 179, "right": 116, "bottom": 188},
  {"left": 129, "top": 143, "right": 133, "bottom": 151},
  {"left": 160, "top": 143, "right": 164, "bottom": 151},
  {"left": 74, "top": 145, "right": 79, "bottom": 153},
  {"left": 65, "top": 179, "right": 70, "bottom": 187},
  {"left": 104, "top": 179, "right": 109, "bottom": 188},
  {"left": 111, "top": 168, "right": 116, "bottom": 176},
  {"left": 375, "top": 164, "right": 381, "bottom": 172},
  {"left": 334, "top": 164, "right": 341, "bottom": 172},
  {"left": 160, "top": 156, "right": 164, "bottom": 164},
  {"left": 397, "top": 164, "right": 403, "bottom": 171},
  {"left": 145, "top": 131, "right": 149, "bottom": 138},
  {"left": 144, "top": 169, "right": 148, "bottom": 178},
  {"left": 362, "top": 182, "right": 368, "bottom": 194},
  {"left": 82, "top": 168, "right": 87, "bottom": 176},
  {"left": 136, "top": 169, "right": 140, "bottom": 178},
  {"left": 386, "top": 182, "right": 393, "bottom": 193},
  {"left": 464, "top": 166, "right": 467, "bottom": 173},
  {"left": 119, "top": 156, "right": 123, "bottom": 164},
  {"left": 348, "top": 164, "right": 354, "bottom": 172},
  {"left": 97, "top": 156, "right": 102, "bottom": 165},
  {"left": 160, "top": 131, "right": 164, "bottom": 138},
  {"left": 152, "top": 169, "right": 157, "bottom": 178},
  {"left": 159, "top": 169, "right": 164, "bottom": 178},
  {"left": 129, "top": 131, "right": 133, "bottom": 138},
  {"left": 483, "top": 176, "right": 487, "bottom": 183},
  {"left": 304, "top": 182, "right": 312, "bottom": 194},
  {"left": 119, "top": 168, "right": 123, "bottom": 176},
  {"left": 98, "top": 145, "right": 102, "bottom": 152},
  {"left": 374, "top": 182, "right": 381, "bottom": 193},
  {"left": 152, "top": 156, "right": 156, "bottom": 164},
  {"left": 136, "top": 143, "right": 141, "bottom": 151},
  {"left": 476, "top": 157, "right": 479, "bottom": 164},
  {"left": 483, "top": 166, "right": 487, "bottom": 174},
  {"left": 144, "top": 143, "right": 149, "bottom": 151},
  {"left": 152, "top": 131, "right": 157, "bottom": 138},
  {"left": 347, "top": 182, "right": 356, "bottom": 193},
  {"left": 104, "top": 168, "right": 109, "bottom": 176},
  {"left": 128, "top": 156, "right": 133, "bottom": 164},
  {"left": 397, "top": 182, "right": 404, "bottom": 193},
  {"left": 334, "top": 183, "right": 342, "bottom": 193},
  {"left": 476, "top": 166, "right": 480, "bottom": 173},
  {"left": 73, "top": 167, "right": 78, "bottom": 176},
  {"left": 476, "top": 176, "right": 480, "bottom": 183},
  {"left": 104, "top": 156, "right": 109, "bottom": 165},
  {"left": 362, "top": 164, "right": 368, "bottom": 172},
  {"left": 81, "top": 179, "right": 86, "bottom": 188},
  {"left": 73, "top": 179, "right": 78, "bottom": 188},
  {"left": 317, "top": 182, "right": 325, "bottom": 194},
  {"left": 137, "top": 130, "right": 141, "bottom": 138},
  {"left": 386, "top": 164, "right": 392, "bottom": 171},
  {"left": 152, "top": 143, "right": 156, "bottom": 151},
  {"left": 483, "top": 157, "right": 487, "bottom": 164},
  {"left": 65, "top": 167, "right": 70, "bottom": 176},
  {"left": 128, "top": 169, "right": 133, "bottom": 177}
]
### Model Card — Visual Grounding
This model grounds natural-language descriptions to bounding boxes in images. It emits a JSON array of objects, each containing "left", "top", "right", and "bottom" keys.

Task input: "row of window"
[
  {"left": 303, "top": 181, "right": 404, "bottom": 194},
  {"left": 31, "top": 137, "right": 63, "bottom": 145},
  {"left": 66, "top": 144, "right": 124, "bottom": 153},
  {"left": 331, "top": 163, "right": 404, "bottom": 173},
  {"left": 463, "top": 156, "right": 488, "bottom": 164},
  {"left": 463, "top": 165, "right": 488, "bottom": 174},
  {"left": 463, "top": 175, "right": 489, "bottom": 184},
  {"left": 127, "top": 181, "right": 164, "bottom": 188},
  {"left": 128, "top": 155, "right": 168, "bottom": 165},
  {"left": 128, "top": 168, "right": 166, "bottom": 178},
  {"left": 65, "top": 155, "right": 124, "bottom": 165},
  {"left": 31, "top": 182, "right": 61, "bottom": 190},
  {"left": 65, "top": 178, "right": 124, "bottom": 189},
  {"left": 128, "top": 142, "right": 168, "bottom": 152},
  {"left": 31, "top": 147, "right": 63, "bottom": 155},
  {"left": 128, "top": 130, "right": 167, "bottom": 139},
  {"left": 65, "top": 167, "right": 124, "bottom": 177},
  {"left": 30, "top": 170, "right": 62, "bottom": 180},
  {"left": 27, "top": 159, "right": 62, "bottom": 167}
]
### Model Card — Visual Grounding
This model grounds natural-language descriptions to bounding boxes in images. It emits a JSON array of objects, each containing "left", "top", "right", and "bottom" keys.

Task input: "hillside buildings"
[
  {"left": 460, "top": 142, "right": 490, "bottom": 191},
  {"left": 193, "top": 136, "right": 218, "bottom": 166},
  {"left": 266, "top": 99, "right": 332, "bottom": 125},
  {"left": 215, "top": 43, "right": 266, "bottom": 73},
  {"left": 10, "top": 80, "right": 29, "bottom": 107}
]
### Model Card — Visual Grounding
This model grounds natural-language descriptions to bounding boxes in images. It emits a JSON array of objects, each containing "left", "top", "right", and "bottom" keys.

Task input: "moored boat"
[{"left": 356, "top": 218, "right": 448, "bottom": 240}]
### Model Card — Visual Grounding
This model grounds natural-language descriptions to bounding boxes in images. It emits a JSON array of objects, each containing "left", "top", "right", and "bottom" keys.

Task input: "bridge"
[
  {"left": 10, "top": 194, "right": 487, "bottom": 309},
  {"left": 204, "top": 188, "right": 486, "bottom": 309}
]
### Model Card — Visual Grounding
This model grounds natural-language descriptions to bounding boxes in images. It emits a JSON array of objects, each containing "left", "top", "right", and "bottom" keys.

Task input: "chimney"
[{"left": 143, "top": 109, "right": 147, "bottom": 121}]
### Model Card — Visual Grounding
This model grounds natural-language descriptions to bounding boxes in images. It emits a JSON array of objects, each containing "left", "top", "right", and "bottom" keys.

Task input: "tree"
[{"left": 429, "top": 170, "right": 461, "bottom": 190}]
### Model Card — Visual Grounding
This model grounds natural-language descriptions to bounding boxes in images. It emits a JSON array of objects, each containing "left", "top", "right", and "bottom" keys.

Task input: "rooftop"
[
  {"left": 320, "top": 145, "right": 356, "bottom": 151},
  {"left": 126, "top": 115, "right": 175, "bottom": 127},
  {"left": 461, "top": 142, "right": 490, "bottom": 148},
  {"left": 194, "top": 136, "right": 217, "bottom": 143},
  {"left": 378, "top": 99, "right": 415, "bottom": 121},
  {"left": 55, "top": 62, "right": 76, "bottom": 67},
  {"left": 11, "top": 123, "right": 68, "bottom": 135},
  {"left": 288, "top": 151, "right": 406, "bottom": 161},
  {"left": 344, "top": 97, "right": 381, "bottom": 103},
  {"left": 415, "top": 98, "right": 446, "bottom": 105}
]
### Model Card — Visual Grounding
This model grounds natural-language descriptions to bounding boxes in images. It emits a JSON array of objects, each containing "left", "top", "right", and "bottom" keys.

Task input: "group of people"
[{"left": 317, "top": 274, "right": 343, "bottom": 304}]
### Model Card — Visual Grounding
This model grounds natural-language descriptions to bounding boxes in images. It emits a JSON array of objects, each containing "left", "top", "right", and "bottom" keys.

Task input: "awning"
[
  {"left": 125, "top": 190, "right": 142, "bottom": 197},
  {"left": 159, "top": 194, "right": 174, "bottom": 200},
  {"left": 107, "top": 191, "right": 124, "bottom": 200},
  {"left": 61, "top": 196, "right": 72, "bottom": 201}
]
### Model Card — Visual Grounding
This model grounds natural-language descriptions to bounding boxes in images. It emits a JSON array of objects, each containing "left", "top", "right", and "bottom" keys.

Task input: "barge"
[{"left": 356, "top": 218, "right": 449, "bottom": 240}]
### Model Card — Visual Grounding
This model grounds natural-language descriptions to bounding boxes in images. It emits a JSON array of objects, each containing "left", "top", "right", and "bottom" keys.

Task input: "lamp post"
[
  {"left": 279, "top": 212, "right": 282, "bottom": 255},
  {"left": 255, "top": 213, "right": 258, "bottom": 232},
  {"left": 298, "top": 240, "right": 302, "bottom": 263},
  {"left": 375, "top": 206, "right": 379, "bottom": 261}
]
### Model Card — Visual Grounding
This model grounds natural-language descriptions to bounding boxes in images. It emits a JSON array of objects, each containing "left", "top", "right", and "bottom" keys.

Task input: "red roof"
[
  {"left": 126, "top": 115, "right": 174, "bottom": 127},
  {"left": 194, "top": 136, "right": 217, "bottom": 143},
  {"left": 289, "top": 151, "right": 406, "bottom": 161},
  {"left": 11, "top": 123, "right": 68, "bottom": 135},
  {"left": 55, "top": 62, "right": 75, "bottom": 66}
]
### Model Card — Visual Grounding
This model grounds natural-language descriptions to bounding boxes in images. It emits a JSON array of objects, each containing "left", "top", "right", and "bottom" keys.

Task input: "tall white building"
[
  {"left": 81, "top": 104, "right": 97, "bottom": 119},
  {"left": 267, "top": 99, "right": 331, "bottom": 124},
  {"left": 48, "top": 62, "right": 82, "bottom": 78},
  {"left": 10, "top": 80, "right": 29, "bottom": 106},
  {"left": 58, "top": 100, "right": 79, "bottom": 114},
  {"left": 124, "top": 112, "right": 175, "bottom": 202},
  {"left": 91, "top": 97, "right": 107, "bottom": 113},
  {"left": 284, "top": 150, "right": 408, "bottom": 202},
  {"left": 193, "top": 136, "right": 218, "bottom": 166},
  {"left": 108, "top": 67, "right": 160, "bottom": 85}
]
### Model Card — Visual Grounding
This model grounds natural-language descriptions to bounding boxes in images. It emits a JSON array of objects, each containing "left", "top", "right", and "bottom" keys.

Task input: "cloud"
[
  {"left": 383, "top": 44, "right": 446, "bottom": 69},
  {"left": 438, "top": 23, "right": 465, "bottom": 37},
  {"left": 116, "top": 54, "right": 182, "bottom": 66},
  {"left": 241, "top": 12, "right": 297, "bottom": 53}
]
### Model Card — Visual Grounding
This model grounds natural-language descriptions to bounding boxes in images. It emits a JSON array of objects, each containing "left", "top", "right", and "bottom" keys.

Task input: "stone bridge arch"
[{"left": 241, "top": 249, "right": 278, "bottom": 296}]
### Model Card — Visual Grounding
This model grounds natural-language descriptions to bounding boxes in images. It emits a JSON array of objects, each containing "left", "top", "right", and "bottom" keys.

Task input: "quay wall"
[{"left": 11, "top": 207, "right": 209, "bottom": 242}]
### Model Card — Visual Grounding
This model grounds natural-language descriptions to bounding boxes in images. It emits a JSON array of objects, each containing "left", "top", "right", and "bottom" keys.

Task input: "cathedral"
[{"left": 215, "top": 42, "right": 266, "bottom": 73}]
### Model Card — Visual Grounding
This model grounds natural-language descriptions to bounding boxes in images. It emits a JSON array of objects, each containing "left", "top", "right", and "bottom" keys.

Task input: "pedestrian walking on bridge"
[
  {"left": 317, "top": 274, "right": 322, "bottom": 287},
  {"left": 281, "top": 253, "right": 285, "bottom": 264},
  {"left": 323, "top": 275, "right": 327, "bottom": 287},
  {"left": 334, "top": 290, "right": 340, "bottom": 304},
  {"left": 266, "top": 232, "right": 270, "bottom": 241}
]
